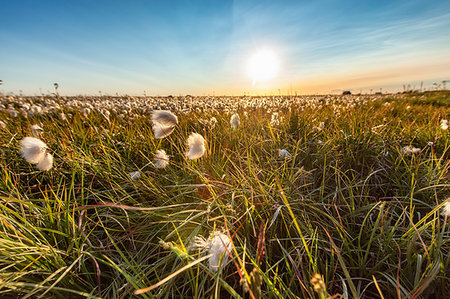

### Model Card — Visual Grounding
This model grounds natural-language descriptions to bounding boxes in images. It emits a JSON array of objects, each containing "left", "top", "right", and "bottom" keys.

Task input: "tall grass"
[{"left": 0, "top": 92, "right": 448, "bottom": 298}]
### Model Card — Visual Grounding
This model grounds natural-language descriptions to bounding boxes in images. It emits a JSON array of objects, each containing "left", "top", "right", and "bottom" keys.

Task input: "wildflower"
[
  {"left": 442, "top": 199, "right": 450, "bottom": 218},
  {"left": 401, "top": 145, "right": 420, "bottom": 155},
  {"left": 186, "top": 133, "right": 206, "bottom": 160},
  {"left": 441, "top": 119, "right": 448, "bottom": 130},
  {"left": 154, "top": 149, "right": 169, "bottom": 169},
  {"left": 129, "top": 171, "right": 141, "bottom": 180},
  {"left": 278, "top": 149, "right": 292, "bottom": 159},
  {"left": 20, "top": 137, "right": 53, "bottom": 171},
  {"left": 230, "top": 113, "right": 240, "bottom": 129},
  {"left": 428, "top": 141, "right": 434, "bottom": 147},
  {"left": 151, "top": 110, "right": 178, "bottom": 139}
]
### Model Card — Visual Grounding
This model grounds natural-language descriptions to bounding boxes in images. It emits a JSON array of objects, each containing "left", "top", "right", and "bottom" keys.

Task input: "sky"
[{"left": 1, "top": 0, "right": 450, "bottom": 96}]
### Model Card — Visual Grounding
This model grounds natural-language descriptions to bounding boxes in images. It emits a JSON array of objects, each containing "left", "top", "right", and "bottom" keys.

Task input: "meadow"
[{"left": 0, "top": 91, "right": 448, "bottom": 298}]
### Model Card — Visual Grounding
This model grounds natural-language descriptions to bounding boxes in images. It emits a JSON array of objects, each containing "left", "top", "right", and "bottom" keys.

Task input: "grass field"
[{"left": 0, "top": 91, "right": 449, "bottom": 298}]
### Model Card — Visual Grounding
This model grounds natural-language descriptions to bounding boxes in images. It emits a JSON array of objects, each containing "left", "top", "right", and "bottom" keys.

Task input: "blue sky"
[{"left": 1, "top": 0, "right": 449, "bottom": 95}]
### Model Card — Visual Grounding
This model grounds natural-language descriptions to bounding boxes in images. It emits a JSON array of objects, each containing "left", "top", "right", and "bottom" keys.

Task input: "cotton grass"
[
  {"left": 154, "top": 149, "right": 169, "bottom": 169},
  {"left": 20, "top": 137, "right": 53, "bottom": 171},
  {"left": 151, "top": 110, "right": 178, "bottom": 139},
  {"left": 186, "top": 133, "right": 206, "bottom": 160},
  {"left": 192, "top": 231, "right": 232, "bottom": 272},
  {"left": 230, "top": 113, "right": 240, "bottom": 129}
]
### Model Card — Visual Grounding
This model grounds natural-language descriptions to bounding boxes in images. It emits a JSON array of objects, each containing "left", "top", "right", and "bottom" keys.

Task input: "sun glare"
[{"left": 247, "top": 49, "right": 279, "bottom": 85}]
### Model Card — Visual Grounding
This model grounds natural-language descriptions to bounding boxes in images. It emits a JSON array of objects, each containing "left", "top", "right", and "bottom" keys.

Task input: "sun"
[{"left": 247, "top": 49, "right": 279, "bottom": 85}]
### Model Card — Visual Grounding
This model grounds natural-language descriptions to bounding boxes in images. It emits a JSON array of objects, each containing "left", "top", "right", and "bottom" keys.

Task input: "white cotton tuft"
[
  {"left": 186, "top": 133, "right": 206, "bottom": 160},
  {"left": 441, "top": 119, "right": 448, "bottom": 130},
  {"left": 36, "top": 153, "right": 53, "bottom": 171},
  {"left": 208, "top": 231, "right": 232, "bottom": 272},
  {"left": 154, "top": 149, "right": 169, "bottom": 169},
  {"left": 442, "top": 199, "right": 450, "bottom": 217},
  {"left": 31, "top": 124, "right": 43, "bottom": 135},
  {"left": 401, "top": 145, "right": 420, "bottom": 155},
  {"left": 152, "top": 124, "right": 176, "bottom": 139},
  {"left": 20, "top": 137, "right": 48, "bottom": 164},
  {"left": 270, "top": 112, "right": 280, "bottom": 126},
  {"left": 151, "top": 110, "right": 178, "bottom": 139},
  {"left": 230, "top": 113, "right": 240, "bottom": 129},
  {"left": 151, "top": 110, "right": 178, "bottom": 127},
  {"left": 279, "top": 149, "right": 292, "bottom": 159},
  {"left": 209, "top": 117, "right": 217, "bottom": 129}
]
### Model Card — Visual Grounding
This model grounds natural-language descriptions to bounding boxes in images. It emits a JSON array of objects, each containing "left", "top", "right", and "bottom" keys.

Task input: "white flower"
[
  {"left": 428, "top": 141, "right": 435, "bottom": 147},
  {"left": 230, "top": 113, "right": 240, "bottom": 129},
  {"left": 36, "top": 153, "right": 53, "bottom": 171},
  {"left": 401, "top": 145, "right": 420, "bottom": 155},
  {"left": 441, "top": 119, "right": 448, "bottom": 130},
  {"left": 154, "top": 149, "right": 169, "bottom": 169},
  {"left": 151, "top": 110, "right": 178, "bottom": 139},
  {"left": 279, "top": 149, "right": 292, "bottom": 159},
  {"left": 442, "top": 199, "right": 450, "bottom": 217},
  {"left": 208, "top": 232, "right": 232, "bottom": 272},
  {"left": 20, "top": 137, "right": 48, "bottom": 164},
  {"left": 186, "top": 133, "right": 206, "bottom": 160}
]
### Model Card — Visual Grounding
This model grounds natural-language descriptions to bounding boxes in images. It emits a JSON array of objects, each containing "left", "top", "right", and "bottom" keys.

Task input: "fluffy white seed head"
[
  {"left": 279, "top": 149, "right": 292, "bottom": 159},
  {"left": 441, "top": 119, "right": 448, "bottom": 130},
  {"left": 401, "top": 145, "right": 420, "bottom": 155},
  {"left": 31, "top": 124, "right": 43, "bottom": 135},
  {"left": 20, "top": 137, "right": 48, "bottom": 164},
  {"left": 230, "top": 113, "right": 240, "bottom": 129},
  {"left": 208, "top": 231, "right": 232, "bottom": 272},
  {"left": 186, "top": 133, "right": 206, "bottom": 160},
  {"left": 270, "top": 112, "right": 280, "bottom": 126},
  {"left": 152, "top": 124, "right": 176, "bottom": 139},
  {"left": 36, "top": 152, "right": 53, "bottom": 171},
  {"left": 151, "top": 110, "right": 178, "bottom": 127},
  {"left": 209, "top": 117, "right": 217, "bottom": 129},
  {"left": 442, "top": 199, "right": 450, "bottom": 217},
  {"left": 154, "top": 149, "right": 169, "bottom": 169}
]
